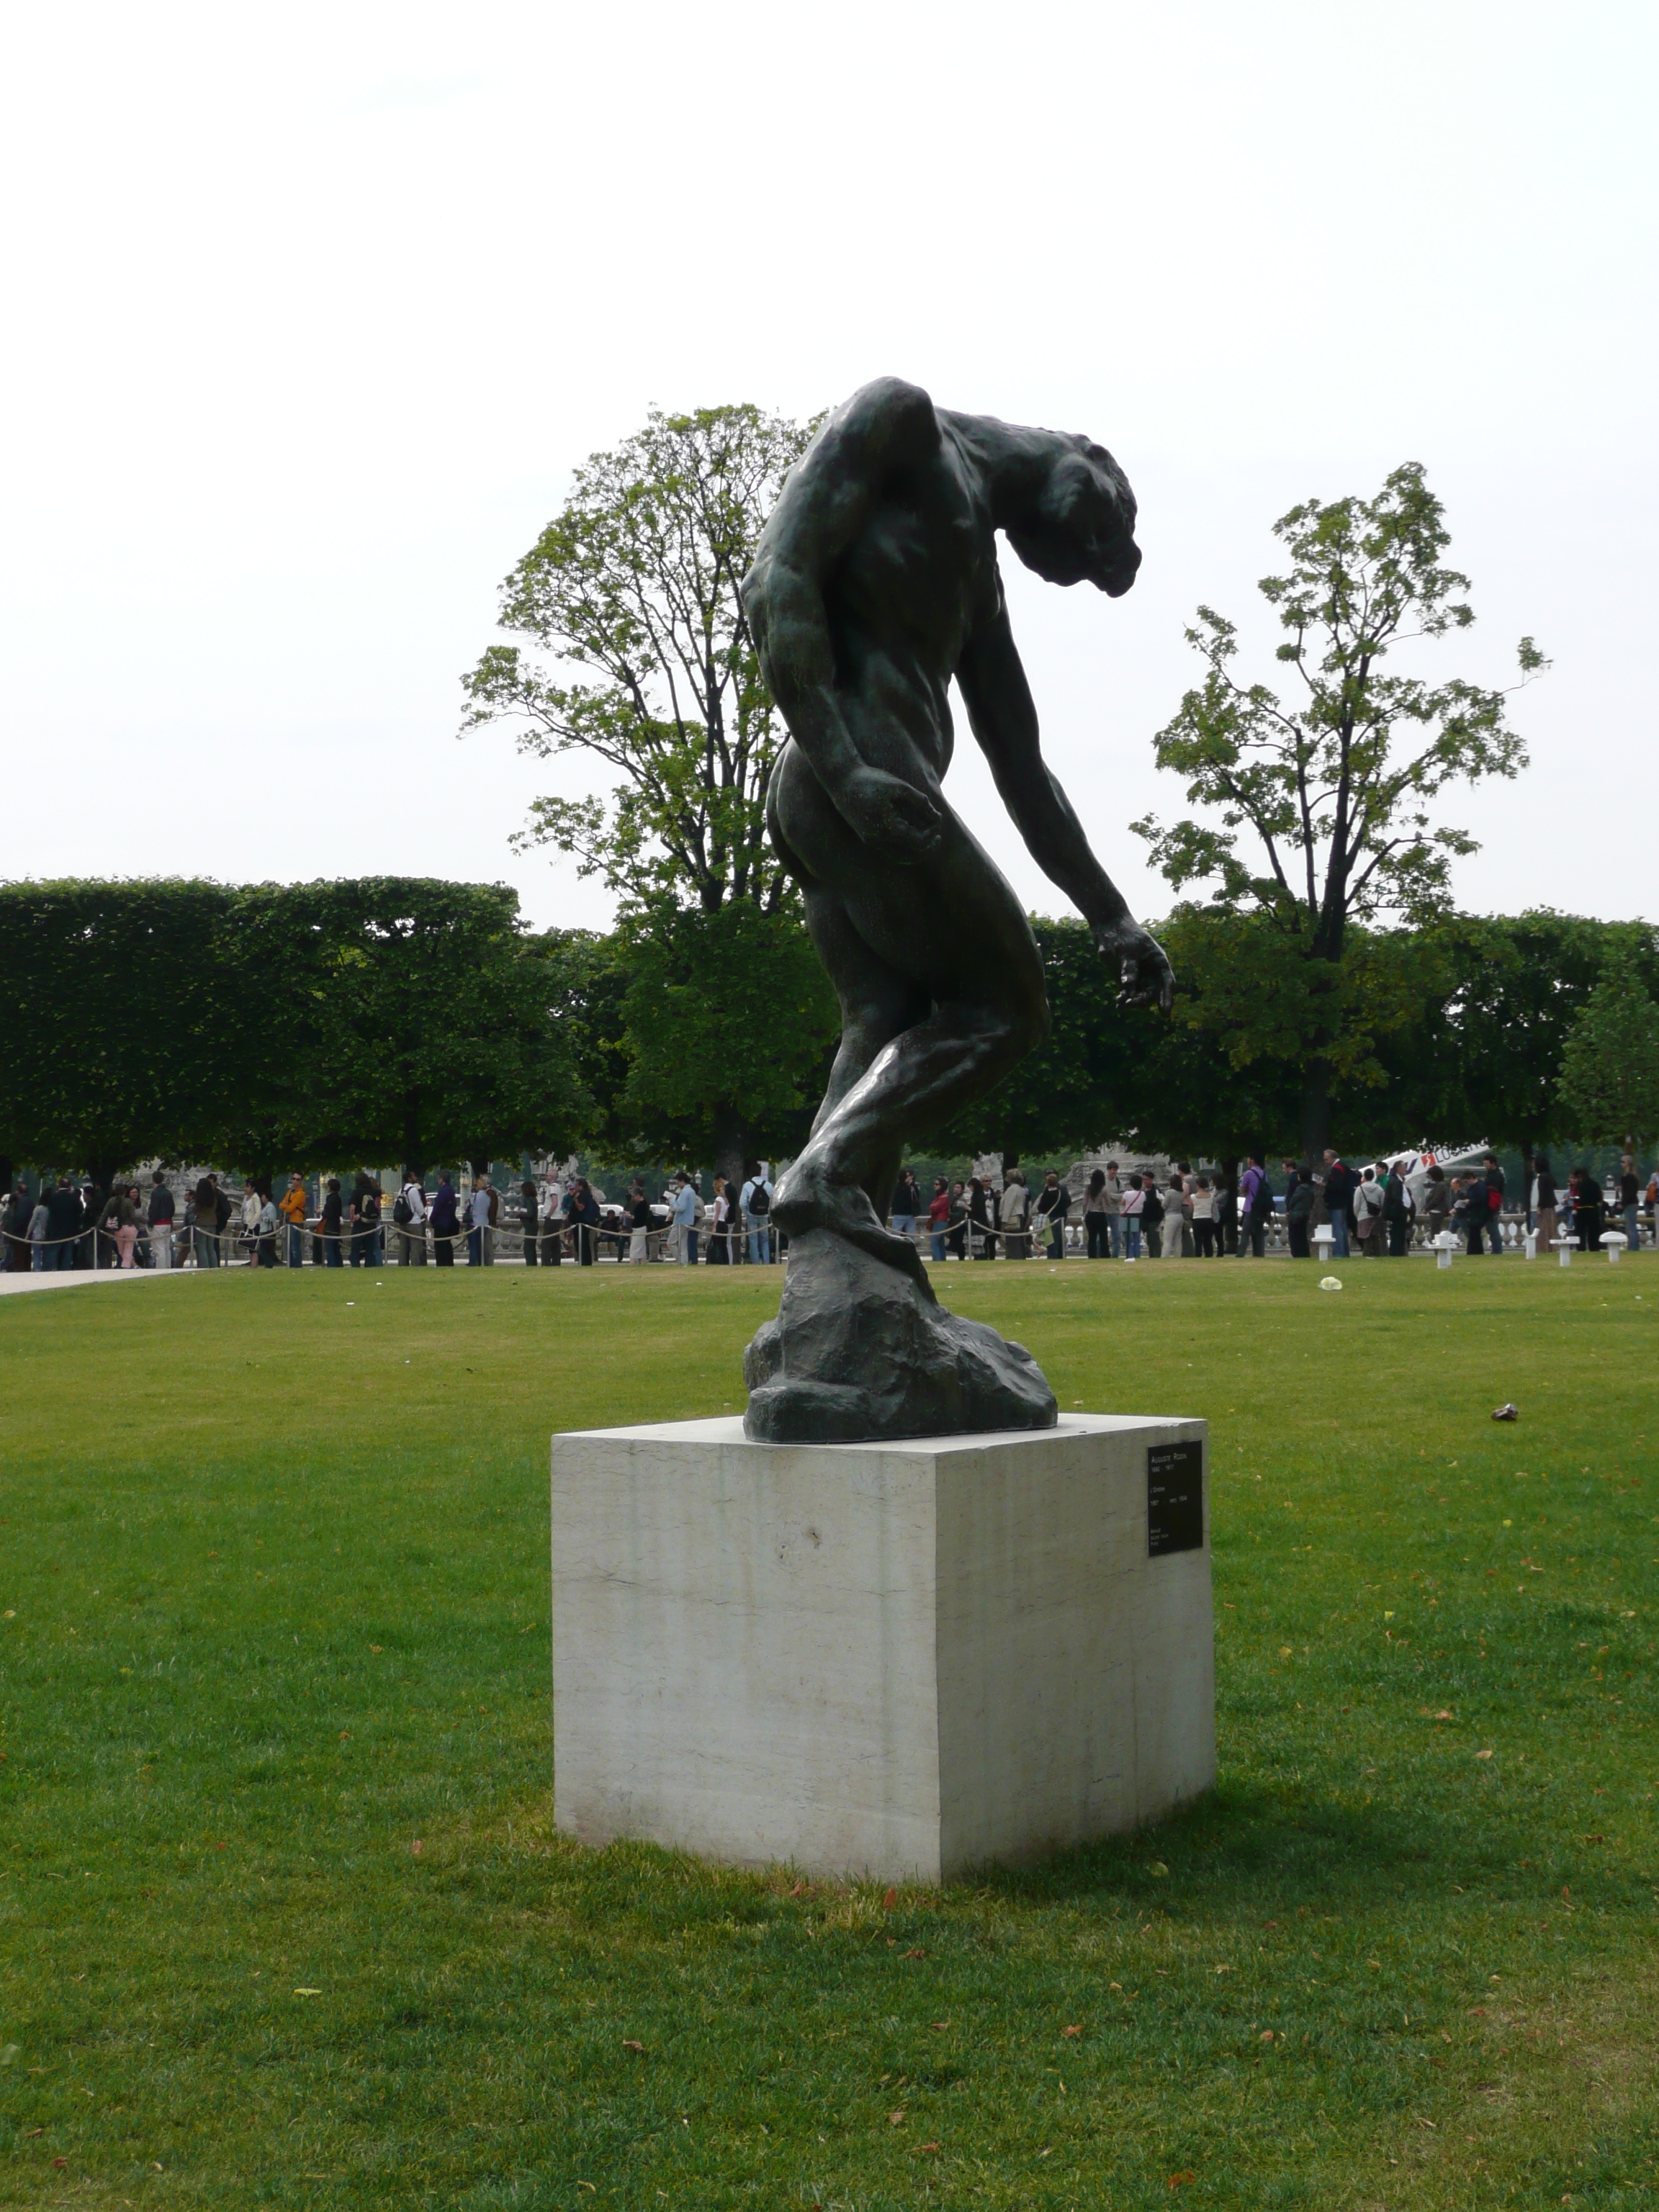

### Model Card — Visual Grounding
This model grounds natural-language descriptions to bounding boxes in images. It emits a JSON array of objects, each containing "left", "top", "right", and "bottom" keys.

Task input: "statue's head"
[{"left": 1006, "top": 436, "right": 1141, "bottom": 595}]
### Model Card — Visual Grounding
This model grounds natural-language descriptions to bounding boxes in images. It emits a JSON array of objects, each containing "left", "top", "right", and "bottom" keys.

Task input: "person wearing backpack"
[
  {"left": 741, "top": 1162, "right": 773, "bottom": 1264},
  {"left": 395, "top": 1172, "right": 428, "bottom": 1264},
  {"left": 1238, "top": 1154, "right": 1272, "bottom": 1259}
]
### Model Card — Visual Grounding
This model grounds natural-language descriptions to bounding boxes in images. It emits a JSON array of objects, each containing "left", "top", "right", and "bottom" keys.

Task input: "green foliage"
[
  {"left": 931, "top": 917, "right": 1142, "bottom": 1159},
  {"left": 3, "top": 1266, "right": 1655, "bottom": 2207},
  {"left": 1557, "top": 940, "right": 1659, "bottom": 1147},
  {"left": 461, "top": 403, "right": 815, "bottom": 914},
  {"left": 224, "top": 878, "right": 588, "bottom": 1176},
  {"left": 615, "top": 896, "right": 838, "bottom": 1170},
  {"left": 1133, "top": 465, "right": 1544, "bottom": 949},
  {"left": 0, "top": 878, "right": 586, "bottom": 1179},
  {"left": 1391, "top": 911, "right": 1636, "bottom": 1153},
  {"left": 0, "top": 878, "right": 243, "bottom": 1179}
]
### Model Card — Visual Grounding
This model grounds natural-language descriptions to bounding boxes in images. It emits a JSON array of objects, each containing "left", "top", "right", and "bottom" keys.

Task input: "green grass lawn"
[{"left": 1, "top": 1253, "right": 1656, "bottom": 2211}]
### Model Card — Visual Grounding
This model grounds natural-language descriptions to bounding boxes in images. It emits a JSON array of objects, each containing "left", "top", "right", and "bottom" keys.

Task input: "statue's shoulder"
[{"left": 820, "top": 377, "right": 942, "bottom": 464}]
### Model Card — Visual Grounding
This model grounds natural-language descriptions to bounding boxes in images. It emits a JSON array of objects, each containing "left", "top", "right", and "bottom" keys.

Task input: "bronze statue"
[{"left": 741, "top": 379, "right": 1172, "bottom": 1442}]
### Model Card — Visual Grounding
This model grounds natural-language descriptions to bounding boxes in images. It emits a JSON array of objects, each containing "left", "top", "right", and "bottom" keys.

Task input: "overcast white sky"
[{"left": 1, "top": 3, "right": 1653, "bottom": 934}]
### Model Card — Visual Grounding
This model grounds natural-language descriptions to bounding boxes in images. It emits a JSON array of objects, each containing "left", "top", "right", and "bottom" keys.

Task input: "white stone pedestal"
[{"left": 551, "top": 1413, "right": 1215, "bottom": 1881}]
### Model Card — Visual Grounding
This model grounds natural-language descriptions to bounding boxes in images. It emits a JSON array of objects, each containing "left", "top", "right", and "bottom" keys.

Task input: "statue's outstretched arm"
[
  {"left": 743, "top": 379, "right": 945, "bottom": 854},
  {"left": 958, "top": 588, "right": 1175, "bottom": 1011}
]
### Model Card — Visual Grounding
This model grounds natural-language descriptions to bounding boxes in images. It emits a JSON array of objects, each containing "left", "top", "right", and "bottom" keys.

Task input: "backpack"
[
  {"left": 392, "top": 1192, "right": 412, "bottom": 1226},
  {"left": 1488, "top": 1184, "right": 1503, "bottom": 1212},
  {"left": 747, "top": 1181, "right": 770, "bottom": 1215}
]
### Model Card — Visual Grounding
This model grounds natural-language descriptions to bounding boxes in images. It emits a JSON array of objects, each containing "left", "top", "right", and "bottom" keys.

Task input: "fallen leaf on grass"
[
  {"left": 881, "top": 1886, "right": 897, "bottom": 1911},
  {"left": 1261, "top": 2030, "right": 1275, "bottom": 2042},
  {"left": 1475, "top": 1748, "right": 1493, "bottom": 1761},
  {"left": 1063, "top": 2023, "right": 1084, "bottom": 2037},
  {"left": 787, "top": 1880, "right": 804, "bottom": 1898},
  {"left": 293, "top": 1987, "right": 321, "bottom": 1997},
  {"left": 902, "top": 1947, "right": 925, "bottom": 1959},
  {"left": 24, "top": 2128, "right": 41, "bottom": 2138},
  {"left": 53, "top": 2157, "right": 68, "bottom": 2168},
  {"left": 1169, "top": 2173, "right": 1195, "bottom": 2190},
  {"left": 889, "top": 2109, "right": 906, "bottom": 2126},
  {"left": 918, "top": 2139, "right": 940, "bottom": 2152},
  {"left": 410, "top": 1840, "right": 423, "bottom": 1855},
  {"left": 930, "top": 2020, "right": 950, "bottom": 2031},
  {"left": 622, "top": 2040, "right": 644, "bottom": 2054}
]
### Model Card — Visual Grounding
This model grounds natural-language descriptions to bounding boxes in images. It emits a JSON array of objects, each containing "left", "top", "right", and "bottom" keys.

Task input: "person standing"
[
  {"left": 1215, "top": 1172, "right": 1239, "bottom": 1257},
  {"left": 356, "top": 1179, "right": 384, "bottom": 1267},
  {"left": 670, "top": 1171, "right": 698, "bottom": 1264},
  {"left": 1285, "top": 1170, "right": 1315, "bottom": 1258},
  {"left": 257, "top": 1188, "right": 279, "bottom": 1267},
  {"left": 646, "top": 1177, "right": 672, "bottom": 1265},
  {"left": 397, "top": 1172, "right": 428, "bottom": 1264},
  {"left": 146, "top": 1172, "right": 175, "bottom": 1271},
  {"left": 1164, "top": 1172, "right": 1190, "bottom": 1258},
  {"left": 1035, "top": 1169, "right": 1068, "bottom": 1259},
  {"left": 566, "top": 1177, "right": 602, "bottom": 1265},
  {"left": 1190, "top": 1174, "right": 1218, "bottom": 1257},
  {"left": 706, "top": 1179, "right": 729, "bottom": 1264},
  {"left": 28, "top": 1187, "right": 51, "bottom": 1269},
  {"left": 539, "top": 1175, "right": 564, "bottom": 1264},
  {"left": 1618, "top": 1154, "right": 1641, "bottom": 1251},
  {"left": 1082, "top": 1168, "right": 1112, "bottom": 1259},
  {"left": 968, "top": 1175, "right": 996, "bottom": 1259},
  {"left": 320, "top": 1177, "right": 345, "bottom": 1266},
  {"left": 1481, "top": 1152, "right": 1507, "bottom": 1256},
  {"left": 1120, "top": 1172, "right": 1145, "bottom": 1259},
  {"left": 1532, "top": 1154, "right": 1557, "bottom": 1253},
  {"left": 889, "top": 1168, "right": 922, "bottom": 1244},
  {"left": 741, "top": 1162, "right": 773, "bottom": 1264},
  {"left": 98, "top": 1184, "right": 140, "bottom": 1268},
  {"left": 2, "top": 1184, "right": 32, "bottom": 1272},
  {"left": 467, "top": 1177, "right": 493, "bottom": 1266},
  {"left": 927, "top": 1175, "right": 951, "bottom": 1262},
  {"left": 998, "top": 1169, "right": 1031, "bottom": 1259},
  {"left": 1141, "top": 1174, "right": 1165, "bottom": 1260},
  {"left": 428, "top": 1174, "right": 458, "bottom": 1265},
  {"left": 189, "top": 1174, "right": 218, "bottom": 1268},
  {"left": 946, "top": 1177, "right": 968, "bottom": 1260},
  {"left": 274, "top": 1173, "right": 305, "bottom": 1267},
  {"left": 1238, "top": 1155, "right": 1271, "bottom": 1259},
  {"left": 1321, "top": 1153, "right": 1353, "bottom": 1259},
  {"left": 1099, "top": 1160, "right": 1123, "bottom": 1256},
  {"left": 1382, "top": 1160, "right": 1411, "bottom": 1256},
  {"left": 518, "top": 1178, "right": 539, "bottom": 1267},
  {"left": 1570, "top": 1167, "right": 1604, "bottom": 1251},
  {"left": 1352, "top": 1166, "right": 1384, "bottom": 1255},
  {"left": 1421, "top": 1164, "right": 1451, "bottom": 1242},
  {"left": 238, "top": 1180, "right": 262, "bottom": 1264}
]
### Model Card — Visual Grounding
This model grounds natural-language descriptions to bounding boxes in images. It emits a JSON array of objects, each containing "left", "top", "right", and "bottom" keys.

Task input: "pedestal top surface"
[{"left": 556, "top": 1412, "right": 1201, "bottom": 1455}]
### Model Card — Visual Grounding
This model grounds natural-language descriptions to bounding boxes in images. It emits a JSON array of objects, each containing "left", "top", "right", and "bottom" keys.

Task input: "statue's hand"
[
  {"left": 837, "top": 765, "right": 944, "bottom": 855},
  {"left": 1092, "top": 916, "right": 1175, "bottom": 1012}
]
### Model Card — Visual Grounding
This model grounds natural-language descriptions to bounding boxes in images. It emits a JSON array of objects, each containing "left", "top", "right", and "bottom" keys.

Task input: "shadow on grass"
[{"left": 974, "top": 1775, "right": 1653, "bottom": 1917}]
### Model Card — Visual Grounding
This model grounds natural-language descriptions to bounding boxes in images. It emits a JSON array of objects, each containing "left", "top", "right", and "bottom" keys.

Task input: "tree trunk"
[
  {"left": 713, "top": 1099, "right": 748, "bottom": 1197},
  {"left": 1300, "top": 1061, "right": 1331, "bottom": 1175}
]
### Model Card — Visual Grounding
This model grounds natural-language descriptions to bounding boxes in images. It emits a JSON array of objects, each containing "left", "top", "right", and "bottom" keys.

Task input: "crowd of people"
[{"left": 4, "top": 1148, "right": 1653, "bottom": 1274}]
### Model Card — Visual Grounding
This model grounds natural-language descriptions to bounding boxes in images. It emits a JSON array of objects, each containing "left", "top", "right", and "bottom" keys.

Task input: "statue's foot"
[{"left": 774, "top": 1156, "right": 935, "bottom": 1300}]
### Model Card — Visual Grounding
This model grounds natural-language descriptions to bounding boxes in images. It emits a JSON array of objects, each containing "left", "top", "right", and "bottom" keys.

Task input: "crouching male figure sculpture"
[{"left": 741, "top": 377, "right": 1173, "bottom": 1442}]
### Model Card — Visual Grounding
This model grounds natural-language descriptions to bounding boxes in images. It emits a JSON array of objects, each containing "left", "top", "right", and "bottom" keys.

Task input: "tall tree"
[
  {"left": 1556, "top": 940, "right": 1659, "bottom": 1151},
  {"left": 1389, "top": 911, "right": 1629, "bottom": 1176},
  {"left": 0, "top": 878, "right": 241, "bottom": 1190},
  {"left": 225, "top": 879, "right": 589, "bottom": 1179},
  {"left": 1132, "top": 463, "right": 1545, "bottom": 1163},
  {"left": 461, "top": 402, "right": 827, "bottom": 1182}
]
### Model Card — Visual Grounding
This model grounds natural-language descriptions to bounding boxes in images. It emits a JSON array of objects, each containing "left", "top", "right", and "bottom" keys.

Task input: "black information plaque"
[{"left": 1147, "top": 1441, "right": 1204, "bottom": 1557}]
